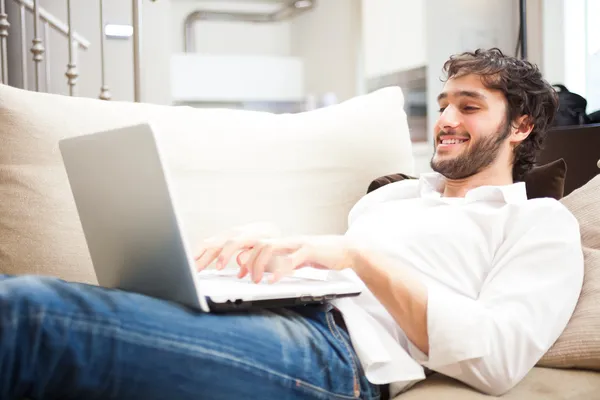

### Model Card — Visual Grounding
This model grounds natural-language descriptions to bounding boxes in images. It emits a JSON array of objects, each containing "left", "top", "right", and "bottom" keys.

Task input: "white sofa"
[{"left": 1, "top": 83, "right": 599, "bottom": 399}]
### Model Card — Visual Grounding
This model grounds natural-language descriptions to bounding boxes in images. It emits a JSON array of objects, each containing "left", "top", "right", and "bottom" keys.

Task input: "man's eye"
[
  {"left": 463, "top": 106, "right": 479, "bottom": 111},
  {"left": 438, "top": 107, "right": 446, "bottom": 113}
]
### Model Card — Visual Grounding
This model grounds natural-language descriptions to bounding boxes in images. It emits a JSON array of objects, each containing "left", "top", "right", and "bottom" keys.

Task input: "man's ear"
[{"left": 511, "top": 115, "right": 534, "bottom": 144}]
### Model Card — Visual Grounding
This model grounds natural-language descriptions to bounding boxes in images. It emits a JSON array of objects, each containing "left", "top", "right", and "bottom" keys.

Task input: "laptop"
[{"left": 58, "top": 123, "right": 362, "bottom": 313}]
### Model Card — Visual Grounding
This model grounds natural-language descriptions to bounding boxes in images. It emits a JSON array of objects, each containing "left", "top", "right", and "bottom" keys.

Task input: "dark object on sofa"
[
  {"left": 524, "top": 158, "right": 567, "bottom": 199},
  {"left": 538, "top": 123, "right": 600, "bottom": 195},
  {"left": 368, "top": 159, "right": 567, "bottom": 200},
  {"left": 367, "top": 173, "right": 415, "bottom": 195},
  {"left": 552, "top": 84, "right": 592, "bottom": 126}
]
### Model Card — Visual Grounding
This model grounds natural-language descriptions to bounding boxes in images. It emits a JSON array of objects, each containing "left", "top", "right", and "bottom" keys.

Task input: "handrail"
[
  {"left": 14, "top": 0, "right": 90, "bottom": 49},
  {"left": 0, "top": 0, "right": 142, "bottom": 101}
]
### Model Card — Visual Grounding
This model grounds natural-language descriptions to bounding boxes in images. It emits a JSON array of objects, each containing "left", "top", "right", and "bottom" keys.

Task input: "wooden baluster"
[
  {"left": 44, "top": 21, "right": 50, "bottom": 91},
  {"left": 0, "top": 0, "right": 9, "bottom": 84},
  {"left": 19, "top": 3, "right": 27, "bottom": 89},
  {"left": 132, "top": 0, "right": 141, "bottom": 102},
  {"left": 31, "top": 0, "right": 45, "bottom": 92},
  {"left": 31, "top": 0, "right": 44, "bottom": 91},
  {"left": 65, "top": 0, "right": 77, "bottom": 95},
  {"left": 98, "top": 0, "right": 110, "bottom": 100}
]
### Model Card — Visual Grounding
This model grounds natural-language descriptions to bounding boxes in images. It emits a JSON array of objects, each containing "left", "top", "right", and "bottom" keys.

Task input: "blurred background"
[{"left": 3, "top": 0, "right": 599, "bottom": 173}]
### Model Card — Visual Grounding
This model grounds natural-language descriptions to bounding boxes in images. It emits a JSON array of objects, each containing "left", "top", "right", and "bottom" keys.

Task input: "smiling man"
[
  {"left": 196, "top": 48, "right": 583, "bottom": 397},
  {"left": 431, "top": 51, "right": 551, "bottom": 187},
  {"left": 433, "top": 81, "right": 513, "bottom": 181},
  {"left": 0, "top": 48, "right": 584, "bottom": 400}
]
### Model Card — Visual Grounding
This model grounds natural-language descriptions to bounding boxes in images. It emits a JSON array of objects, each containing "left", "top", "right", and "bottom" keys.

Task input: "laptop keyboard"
[
  {"left": 195, "top": 269, "right": 346, "bottom": 300},
  {"left": 196, "top": 269, "right": 327, "bottom": 285}
]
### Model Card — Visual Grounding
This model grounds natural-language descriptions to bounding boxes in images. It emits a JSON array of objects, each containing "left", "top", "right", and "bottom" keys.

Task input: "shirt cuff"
[{"left": 419, "top": 285, "right": 492, "bottom": 368}]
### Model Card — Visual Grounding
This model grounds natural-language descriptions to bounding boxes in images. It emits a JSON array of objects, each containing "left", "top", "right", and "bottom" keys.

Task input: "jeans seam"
[
  {"left": 31, "top": 310, "right": 361, "bottom": 400},
  {"left": 325, "top": 311, "right": 361, "bottom": 399}
]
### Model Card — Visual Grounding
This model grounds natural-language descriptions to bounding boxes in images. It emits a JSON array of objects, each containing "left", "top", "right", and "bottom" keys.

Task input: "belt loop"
[{"left": 331, "top": 307, "right": 348, "bottom": 333}]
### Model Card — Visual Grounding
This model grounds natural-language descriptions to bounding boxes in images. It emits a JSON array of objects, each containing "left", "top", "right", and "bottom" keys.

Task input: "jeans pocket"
[
  {"left": 324, "top": 309, "right": 383, "bottom": 400},
  {"left": 324, "top": 310, "right": 376, "bottom": 399}
]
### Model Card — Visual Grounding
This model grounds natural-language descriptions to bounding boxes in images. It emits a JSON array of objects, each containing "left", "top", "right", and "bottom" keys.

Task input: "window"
[{"left": 586, "top": 0, "right": 600, "bottom": 112}]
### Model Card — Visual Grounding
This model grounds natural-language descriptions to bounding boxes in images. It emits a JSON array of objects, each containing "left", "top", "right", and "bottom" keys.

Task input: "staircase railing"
[{"left": 0, "top": 0, "right": 144, "bottom": 101}]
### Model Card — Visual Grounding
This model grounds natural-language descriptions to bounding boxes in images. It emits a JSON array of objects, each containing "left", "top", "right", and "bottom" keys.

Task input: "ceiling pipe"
[{"left": 183, "top": 0, "right": 316, "bottom": 53}]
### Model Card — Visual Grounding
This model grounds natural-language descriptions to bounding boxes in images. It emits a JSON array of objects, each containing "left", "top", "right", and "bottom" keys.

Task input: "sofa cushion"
[
  {"left": 538, "top": 174, "right": 600, "bottom": 370},
  {"left": 523, "top": 158, "right": 567, "bottom": 200},
  {"left": 395, "top": 367, "right": 600, "bottom": 399},
  {"left": 0, "top": 84, "right": 413, "bottom": 284}
]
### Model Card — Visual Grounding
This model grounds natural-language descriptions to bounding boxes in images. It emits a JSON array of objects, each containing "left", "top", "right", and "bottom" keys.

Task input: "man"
[{"left": 0, "top": 48, "right": 583, "bottom": 400}]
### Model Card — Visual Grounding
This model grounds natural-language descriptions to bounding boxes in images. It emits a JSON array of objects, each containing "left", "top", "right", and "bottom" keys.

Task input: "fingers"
[
  {"left": 236, "top": 250, "right": 251, "bottom": 267},
  {"left": 237, "top": 264, "right": 250, "bottom": 280},
  {"left": 269, "top": 247, "right": 313, "bottom": 283},
  {"left": 242, "top": 240, "right": 300, "bottom": 283},
  {"left": 195, "top": 233, "right": 313, "bottom": 284},
  {"left": 268, "top": 268, "right": 287, "bottom": 284},
  {"left": 265, "top": 249, "right": 311, "bottom": 284},
  {"left": 194, "top": 245, "right": 222, "bottom": 271},
  {"left": 241, "top": 242, "right": 273, "bottom": 283},
  {"left": 237, "top": 250, "right": 250, "bottom": 279},
  {"left": 285, "top": 246, "right": 313, "bottom": 271},
  {"left": 249, "top": 244, "right": 276, "bottom": 283},
  {"left": 216, "top": 239, "right": 256, "bottom": 270},
  {"left": 195, "top": 238, "right": 257, "bottom": 271},
  {"left": 194, "top": 222, "right": 281, "bottom": 271}
]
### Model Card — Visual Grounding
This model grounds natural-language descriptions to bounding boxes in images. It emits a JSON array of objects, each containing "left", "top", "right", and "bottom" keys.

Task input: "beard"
[{"left": 430, "top": 119, "right": 511, "bottom": 180}]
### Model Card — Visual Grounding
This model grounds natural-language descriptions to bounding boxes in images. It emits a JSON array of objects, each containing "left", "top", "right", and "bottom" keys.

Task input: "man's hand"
[
  {"left": 194, "top": 222, "right": 282, "bottom": 271},
  {"left": 196, "top": 225, "right": 430, "bottom": 354},
  {"left": 195, "top": 230, "right": 358, "bottom": 284}
]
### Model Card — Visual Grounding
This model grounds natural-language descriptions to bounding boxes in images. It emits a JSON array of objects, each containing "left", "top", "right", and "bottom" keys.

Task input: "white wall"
[
  {"left": 170, "top": 0, "right": 361, "bottom": 105},
  {"left": 169, "top": 0, "right": 302, "bottom": 105},
  {"left": 587, "top": 0, "right": 600, "bottom": 112},
  {"left": 564, "top": 0, "right": 588, "bottom": 97},
  {"left": 424, "top": 0, "right": 519, "bottom": 144},
  {"left": 290, "top": 0, "right": 362, "bottom": 103},
  {"left": 170, "top": 53, "right": 303, "bottom": 102},
  {"left": 361, "top": 0, "right": 426, "bottom": 78},
  {"left": 541, "top": 0, "right": 600, "bottom": 113},
  {"left": 522, "top": 0, "right": 544, "bottom": 70},
  {"left": 170, "top": 0, "right": 290, "bottom": 55},
  {"left": 141, "top": 0, "right": 173, "bottom": 105},
  {"left": 542, "top": 0, "right": 566, "bottom": 85},
  {"left": 361, "top": 0, "right": 545, "bottom": 81},
  {"left": 7, "top": 0, "right": 171, "bottom": 104}
]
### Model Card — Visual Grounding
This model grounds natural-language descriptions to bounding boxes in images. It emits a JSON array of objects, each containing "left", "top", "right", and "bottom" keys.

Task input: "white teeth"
[{"left": 441, "top": 138, "right": 467, "bottom": 144}]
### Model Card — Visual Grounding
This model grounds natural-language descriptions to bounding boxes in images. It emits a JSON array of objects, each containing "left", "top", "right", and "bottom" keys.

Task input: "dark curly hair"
[{"left": 442, "top": 48, "right": 559, "bottom": 182}]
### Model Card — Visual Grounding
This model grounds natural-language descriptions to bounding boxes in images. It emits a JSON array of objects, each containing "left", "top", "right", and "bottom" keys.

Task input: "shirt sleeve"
[{"left": 407, "top": 202, "right": 584, "bottom": 396}]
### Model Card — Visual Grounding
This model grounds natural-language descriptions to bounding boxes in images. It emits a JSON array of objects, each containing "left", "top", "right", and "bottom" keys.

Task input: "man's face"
[{"left": 431, "top": 74, "right": 512, "bottom": 180}]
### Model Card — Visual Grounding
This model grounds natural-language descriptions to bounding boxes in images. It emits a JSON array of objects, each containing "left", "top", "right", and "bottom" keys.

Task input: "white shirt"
[{"left": 333, "top": 172, "right": 584, "bottom": 397}]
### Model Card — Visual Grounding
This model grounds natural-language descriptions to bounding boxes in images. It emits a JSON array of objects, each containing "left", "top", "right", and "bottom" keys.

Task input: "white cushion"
[{"left": 0, "top": 84, "right": 413, "bottom": 283}]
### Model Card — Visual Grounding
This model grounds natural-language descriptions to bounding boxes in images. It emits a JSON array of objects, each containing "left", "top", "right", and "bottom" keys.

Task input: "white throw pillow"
[{"left": 0, "top": 84, "right": 413, "bottom": 283}]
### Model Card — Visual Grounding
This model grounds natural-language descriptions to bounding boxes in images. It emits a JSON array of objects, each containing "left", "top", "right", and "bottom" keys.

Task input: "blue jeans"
[{"left": 0, "top": 275, "right": 381, "bottom": 400}]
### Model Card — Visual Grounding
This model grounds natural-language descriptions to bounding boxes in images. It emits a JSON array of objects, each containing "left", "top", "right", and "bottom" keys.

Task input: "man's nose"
[{"left": 438, "top": 106, "right": 461, "bottom": 130}]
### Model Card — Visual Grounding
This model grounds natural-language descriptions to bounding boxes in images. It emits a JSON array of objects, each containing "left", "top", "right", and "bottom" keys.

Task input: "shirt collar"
[{"left": 418, "top": 172, "right": 528, "bottom": 204}]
